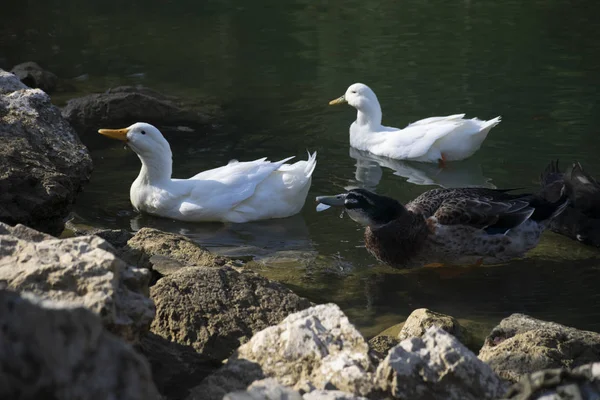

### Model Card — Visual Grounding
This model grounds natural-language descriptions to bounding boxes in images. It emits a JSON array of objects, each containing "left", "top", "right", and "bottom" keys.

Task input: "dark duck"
[
  {"left": 316, "top": 187, "right": 569, "bottom": 268},
  {"left": 540, "top": 160, "right": 600, "bottom": 247}
]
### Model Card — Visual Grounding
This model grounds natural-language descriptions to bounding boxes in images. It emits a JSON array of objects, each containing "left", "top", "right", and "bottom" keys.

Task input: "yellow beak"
[
  {"left": 329, "top": 95, "right": 347, "bottom": 105},
  {"left": 98, "top": 128, "right": 129, "bottom": 142}
]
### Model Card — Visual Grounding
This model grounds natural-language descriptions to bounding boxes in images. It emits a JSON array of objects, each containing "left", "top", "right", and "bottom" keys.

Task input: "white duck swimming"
[
  {"left": 329, "top": 83, "right": 501, "bottom": 164},
  {"left": 98, "top": 122, "right": 317, "bottom": 223}
]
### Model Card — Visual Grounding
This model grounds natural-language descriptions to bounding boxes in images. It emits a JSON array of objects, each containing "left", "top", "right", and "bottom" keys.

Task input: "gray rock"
[
  {"left": 124, "top": 227, "right": 227, "bottom": 272},
  {"left": 303, "top": 390, "right": 369, "bottom": 400},
  {"left": 0, "top": 222, "right": 155, "bottom": 342},
  {"left": 224, "top": 379, "right": 303, "bottom": 400},
  {"left": 368, "top": 335, "right": 399, "bottom": 361},
  {"left": 10, "top": 61, "right": 58, "bottom": 93},
  {"left": 0, "top": 69, "right": 93, "bottom": 235},
  {"left": 478, "top": 314, "right": 600, "bottom": 383},
  {"left": 137, "top": 333, "right": 221, "bottom": 400},
  {"left": 224, "top": 379, "right": 369, "bottom": 400},
  {"left": 502, "top": 363, "right": 600, "bottom": 400},
  {"left": 188, "top": 359, "right": 265, "bottom": 400},
  {"left": 61, "top": 86, "right": 216, "bottom": 147},
  {"left": 376, "top": 326, "right": 506, "bottom": 400},
  {"left": 151, "top": 266, "right": 313, "bottom": 362},
  {"left": 0, "top": 289, "right": 159, "bottom": 400},
  {"left": 189, "top": 304, "right": 375, "bottom": 400},
  {"left": 398, "top": 308, "right": 477, "bottom": 351}
]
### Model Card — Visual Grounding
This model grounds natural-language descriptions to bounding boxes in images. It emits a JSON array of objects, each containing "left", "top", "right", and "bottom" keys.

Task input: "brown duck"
[{"left": 316, "top": 187, "right": 568, "bottom": 268}]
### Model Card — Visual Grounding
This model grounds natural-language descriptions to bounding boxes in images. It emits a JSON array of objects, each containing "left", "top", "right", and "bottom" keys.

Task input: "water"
[{"left": 4, "top": 0, "right": 600, "bottom": 339}]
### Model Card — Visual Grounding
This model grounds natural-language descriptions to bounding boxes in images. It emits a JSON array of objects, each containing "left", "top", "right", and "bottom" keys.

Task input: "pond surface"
[{"left": 4, "top": 0, "right": 600, "bottom": 337}]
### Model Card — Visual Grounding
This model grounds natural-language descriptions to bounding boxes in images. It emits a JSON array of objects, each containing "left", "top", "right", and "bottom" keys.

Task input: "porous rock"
[
  {"left": 0, "top": 222, "right": 154, "bottom": 342},
  {"left": 0, "top": 289, "right": 159, "bottom": 400},
  {"left": 0, "top": 69, "right": 93, "bottom": 235},
  {"left": 376, "top": 326, "right": 506, "bottom": 400},
  {"left": 478, "top": 314, "right": 600, "bottom": 383},
  {"left": 150, "top": 266, "right": 313, "bottom": 362},
  {"left": 188, "top": 304, "right": 375, "bottom": 400},
  {"left": 502, "top": 363, "right": 600, "bottom": 400}
]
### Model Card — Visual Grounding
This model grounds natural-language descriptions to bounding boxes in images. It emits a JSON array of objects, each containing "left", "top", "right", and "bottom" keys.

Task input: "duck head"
[
  {"left": 98, "top": 122, "right": 173, "bottom": 182},
  {"left": 329, "top": 83, "right": 382, "bottom": 127},
  {"left": 316, "top": 188, "right": 406, "bottom": 228}
]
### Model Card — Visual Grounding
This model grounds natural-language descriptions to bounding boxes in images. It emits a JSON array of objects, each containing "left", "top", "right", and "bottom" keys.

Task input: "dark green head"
[{"left": 316, "top": 188, "right": 406, "bottom": 227}]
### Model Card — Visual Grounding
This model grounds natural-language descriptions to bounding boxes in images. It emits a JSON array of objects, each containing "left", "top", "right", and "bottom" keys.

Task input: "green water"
[{"left": 4, "top": 0, "right": 600, "bottom": 338}]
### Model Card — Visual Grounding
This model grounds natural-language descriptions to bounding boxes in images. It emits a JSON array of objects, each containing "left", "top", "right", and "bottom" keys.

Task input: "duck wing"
[
  {"left": 407, "top": 188, "right": 536, "bottom": 234},
  {"left": 176, "top": 156, "right": 295, "bottom": 218},
  {"left": 564, "top": 162, "right": 600, "bottom": 217}
]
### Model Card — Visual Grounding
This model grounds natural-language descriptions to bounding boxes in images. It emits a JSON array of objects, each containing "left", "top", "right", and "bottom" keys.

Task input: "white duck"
[
  {"left": 329, "top": 83, "right": 501, "bottom": 164},
  {"left": 98, "top": 122, "right": 317, "bottom": 223}
]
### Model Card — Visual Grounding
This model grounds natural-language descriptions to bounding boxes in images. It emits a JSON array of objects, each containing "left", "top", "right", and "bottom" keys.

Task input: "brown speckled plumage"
[{"left": 318, "top": 186, "right": 569, "bottom": 268}]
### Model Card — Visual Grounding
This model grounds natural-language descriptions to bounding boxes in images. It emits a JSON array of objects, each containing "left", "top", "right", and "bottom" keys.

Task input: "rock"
[
  {"left": 478, "top": 314, "right": 600, "bottom": 383},
  {"left": 368, "top": 335, "right": 399, "bottom": 360},
  {"left": 124, "top": 227, "right": 227, "bottom": 271},
  {"left": 224, "top": 379, "right": 303, "bottom": 400},
  {"left": 189, "top": 304, "right": 376, "bottom": 400},
  {"left": 61, "top": 86, "right": 216, "bottom": 147},
  {"left": 376, "top": 326, "right": 506, "bottom": 400},
  {"left": 224, "top": 379, "right": 369, "bottom": 400},
  {"left": 398, "top": 308, "right": 477, "bottom": 350},
  {"left": 137, "top": 333, "right": 221, "bottom": 400},
  {"left": 0, "top": 222, "right": 155, "bottom": 342},
  {"left": 10, "top": 61, "right": 58, "bottom": 93},
  {"left": 0, "top": 289, "right": 159, "bottom": 400},
  {"left": 0, "top": 69, "right": 93, "bottom": 235},
  {"left": 303, "top": 390, "right": 369, "bottom": 400},
  {"left": 188, "top": 359, "right": 265, "bottom": 400},
  {"left": 502, "top": 363, "right": 600, "bottom": 400},
  {"left": 151, "top": 266, "right": 313, "bottom": 362}
]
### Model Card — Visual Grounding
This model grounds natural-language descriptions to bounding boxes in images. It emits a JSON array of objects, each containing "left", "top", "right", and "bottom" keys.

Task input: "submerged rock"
[
  {"left": 367, "top": 335, "right": 399, "bottom": 361},
  {"left": 0, "top": 69, "right": 93, "bottom": 235},
  {"left": 61, "top": 86, "right": 217, "bottom": 147},
  {"left": 502, "top": 363, "right": 600, "bottom": 400},
  {"left": 0, "top": 289, "right": 159, "bottom": 400},
  {"left": 478, "top": 314, "right": 600, "bottom": 383},
  {"left": 0, "top": 222, "right": 154, "bottom": 342},
  {"left": 10, "top": 61, "right": 58, "bottom": 93},
  {"left": 151, "top": 266, "right": 313, "bottom": 362},
  {"left": 375, "top": 327, "right": 506, "bottom": 399},
  {"left": 189, "top": 304, "right": 376, "bottom": 400}
]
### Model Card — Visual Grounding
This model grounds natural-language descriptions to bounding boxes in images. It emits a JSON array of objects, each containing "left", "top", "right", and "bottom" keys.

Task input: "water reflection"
[
  {"left": 347, "top": 147, "right": 496, "bottom": 190},
  {"left": 130, "top": 213, "right": 316, "bottom": 262}
]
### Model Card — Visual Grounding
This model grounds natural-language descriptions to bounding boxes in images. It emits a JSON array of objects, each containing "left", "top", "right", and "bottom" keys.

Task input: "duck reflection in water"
[{"left": 348, "top": 147, "right": 495, "bottom": 191}]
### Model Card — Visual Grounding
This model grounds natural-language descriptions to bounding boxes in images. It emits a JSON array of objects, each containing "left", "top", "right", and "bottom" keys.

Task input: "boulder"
[
  {"left": 224, "top": 379, "right": 369, "bottom": 400},
  {"left": 398, "top": 308, "right": 477, "bottom": 350},
  {"left": 124, "top": 227, "right": 227, "bottom": 272},
  {"left": 0, "top": 289, "right": 159, "bottom": 400},
  {"left": 188, "top": 304, "right": 376, "bottom": 400},
  {"left": 137, "top": 333, "right": 221, "bottom": 400},
  {"left": 367, "top": 335, "right": 399, "bottom": 360},
  {"left": 61, "top": 86, "right": 217, "bottom": 147},
  {"left": 502, "top": 363, "right": 600, "bottom": 400},
  {"left": 10, "top": 61, "right": 58, "bottom": 93},
  {"left": 375, "top": 327, "right": 506, "bottom": 400},
  {"left": 478, "top": 314, "right": 600, "bottom": 383},
  {"left": 150, "top": 266, "right": 313, "bottom": 362},
  {"left": 0, "top": 69, "right": 93, "bottom": 235},
  {"left": 0, "top": 222, "right": 155, "bottom": 342},
  {"left": 224, "top": 379, "right": 303, "bottom": 400}
]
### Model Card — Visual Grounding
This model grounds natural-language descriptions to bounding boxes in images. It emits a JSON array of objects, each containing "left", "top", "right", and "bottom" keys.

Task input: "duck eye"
[
  {"left": 351, "top": 90, "right": 357, "bottom": 94},
  {"left": 141, "top": 130, "right": 146, "bottom": 135}
]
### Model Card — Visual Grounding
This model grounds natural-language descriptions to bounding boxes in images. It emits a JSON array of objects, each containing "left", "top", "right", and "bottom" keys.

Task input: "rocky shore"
[{"left": 1, "top": 66, "right": 600, "bottom": 399}]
